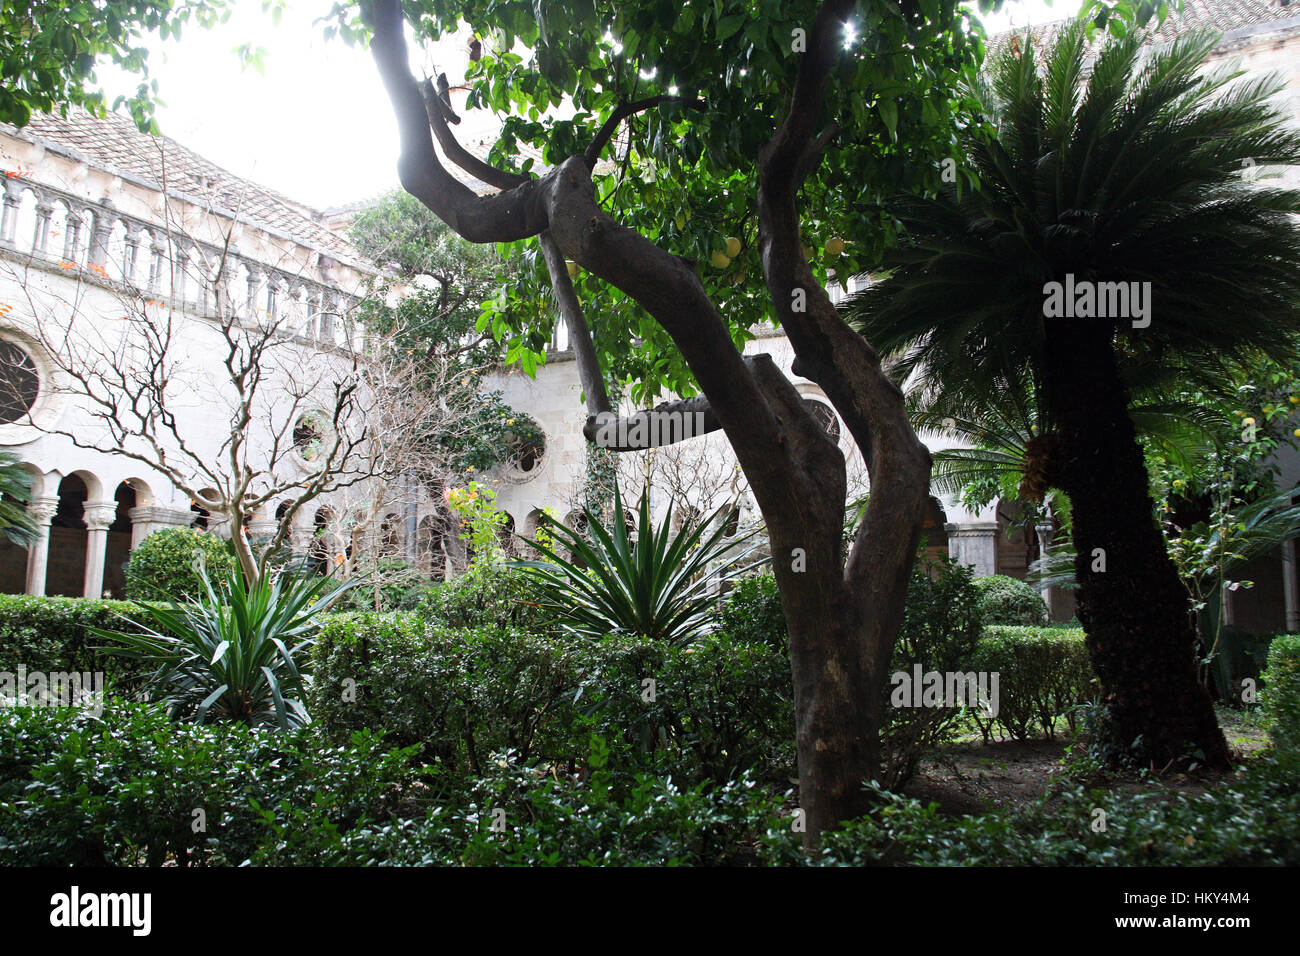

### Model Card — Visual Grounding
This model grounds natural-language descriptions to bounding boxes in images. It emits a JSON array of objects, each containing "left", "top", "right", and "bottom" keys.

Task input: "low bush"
[
  {"left": 0, "top": 698, "right": 420, "bottom": 866},
  {"left": 717, "top": 574, "right": 787, "bottom": 647},
  {"left": 770, "top": 749, "right": 1300, "bottom": 866},
  {"left": 309, "top": 614, "right": 794, "bottom": 788},
  {"left": 416, "top": 564, "right": 546, "bottom": 630},
  {"left": 0, "top": 698, "right": 777, "bottom": 867},
  {"left": 1262, "top": 634, "right": 1300, "bottom": 753},
  {"left": 881, "top": 555, "right": 985, "bottom": 788},
  {"left": 970, "top": 626, "right": 1096, "bottom": 741},
  {"left": 332, "top": 559, "right": 438, "bottom": 613},
  {"left": 252, "top": 736, "right": 783, "bottom": 866},
  {"left": 973, "top": 575, "right": 1049, "bottom": 626},
  {"left": 125, "top": 527, "right": 237, "bottom": 602},
  {"left": 0, "top": 595, "right": 152, "bottom": 694}
]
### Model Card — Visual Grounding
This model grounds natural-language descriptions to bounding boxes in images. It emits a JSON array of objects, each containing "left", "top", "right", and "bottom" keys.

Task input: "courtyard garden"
[
  {"left": 1, "top": 0, "right": 1300, "bottom": 888},
  {"left": 2, "top": 486, "right": 1298, "bottom": 867}
]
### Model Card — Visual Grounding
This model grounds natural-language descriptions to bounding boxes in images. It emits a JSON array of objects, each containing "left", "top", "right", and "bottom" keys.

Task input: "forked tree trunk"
[
  {"left": 1043, "top": 322, "right": 1231, "bottom": 769},
  {"left": 367, "top": 0, "right": 931, "bottom": 845}
]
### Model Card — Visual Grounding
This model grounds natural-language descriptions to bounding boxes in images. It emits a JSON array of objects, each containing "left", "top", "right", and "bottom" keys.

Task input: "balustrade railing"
[{"left": 0, "top": 174, "right": 362, "bottom": 351}]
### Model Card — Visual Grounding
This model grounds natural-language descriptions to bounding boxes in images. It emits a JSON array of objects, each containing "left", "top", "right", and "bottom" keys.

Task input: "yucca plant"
[
  {"left": 94, "top": 561, "right": 362, "bottom": 729},
  {"left": 512, "top": 487, "right": 764, "bottom": 644}
]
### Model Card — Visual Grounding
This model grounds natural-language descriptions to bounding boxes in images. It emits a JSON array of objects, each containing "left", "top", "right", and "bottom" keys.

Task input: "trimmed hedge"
[
  {"left": 0, "top": 698, "right": 778, "bottom": 866},
  {"left": 309, "top": 613, "right": 796, "bottom": 789},
  {"left": 1262, "top": 635, "right": 1300, "bottom": 753},
  {"left": 970, "top": 625, "right": 1096, "bottom": 740},
  {"left": 0, "top": 595, "right": 153, "bottom": 694},
  {"left": 973, "top": 575, "right": 1049, "bottom": 626}
]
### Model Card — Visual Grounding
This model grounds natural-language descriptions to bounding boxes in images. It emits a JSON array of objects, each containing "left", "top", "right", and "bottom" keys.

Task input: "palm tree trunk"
[{"left": 1043, "top": 322, "right": 1230, "bottom": 769}]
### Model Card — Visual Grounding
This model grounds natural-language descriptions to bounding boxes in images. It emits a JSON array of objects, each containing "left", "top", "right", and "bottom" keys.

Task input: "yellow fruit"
[
  {"left": 1294, "top": 428, "right": 1300, "bottom": 438},
  {"left": 565, "top": 260, "right": 578, "bottom": 278},
  {"left": 710, "top": 251, "right": 732, "bottom": 269},
  {"left": 825, "top": 237, "right": 846, "bottom": 255},
  {"left": 1290, "top": 396, "right": 1299, "bottom": 404},
  {"left": 725, "top": 236, "right": 742, "bottom": 258},
  {"left": 1243, "top": 417, "right": 1256, "bottom": 425}
]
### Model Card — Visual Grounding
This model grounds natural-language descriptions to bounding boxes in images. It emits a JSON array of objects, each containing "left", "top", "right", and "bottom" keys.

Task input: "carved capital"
[
  {"left": 82, "top": 501, "right": 118, "bottom": 532},
  {"left": 27, "top": 496, "right": 58, "bottom": 526}
]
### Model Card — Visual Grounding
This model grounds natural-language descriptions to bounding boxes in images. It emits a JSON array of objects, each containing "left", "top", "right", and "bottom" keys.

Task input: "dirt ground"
[{"left": 903, "top": 705, "right": 1270, "bottom": 816}]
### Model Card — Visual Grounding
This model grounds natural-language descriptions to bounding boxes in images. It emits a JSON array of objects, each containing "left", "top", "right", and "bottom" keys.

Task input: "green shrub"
[
  {"left": 970, "top": 625, "right": 1095, "bottom": 740},
  {"left": 252, "top": 736, "right": 783, "bottom": 866},
  {"left": 717, "top": 574, "right": 787, "bottom": 647},
  {"left": 309, "top": 614, "right": 794, "bottom": 788},
  {"left": 1262, "top": 634, "right": 1300, "bottom": 753},
  {"left": 973, "top": 574, "right": 1049, "bottom": 626},
  {"left": 882, "top": 555, "right": 985, "bottom": 788},
  {"left": 0, "top": 594, "right": 152, "bottom": 694},
  {"left": 416, "top": 564, "right": 546, "bottom": 630},
  {"left": 768, "top": 749, "right": 1300, "bottom": 866},
  {"left": 125, "top": 527, "right": 237, "bottom": 602},
  {"left": 0, "top": 698, "right": 420, "bottom": 866},
  {"left": 332, "top": 558, "right": 437, "bottom": 613}
]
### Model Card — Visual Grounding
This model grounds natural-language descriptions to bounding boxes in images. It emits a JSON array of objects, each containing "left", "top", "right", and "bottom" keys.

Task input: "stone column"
[
  {"left": 87, "top": 201, "right": 114, "bottom": 269},
  {"left": 319, "top": 291, "right": 338, "bottom": 344},
  {"left": 82, "top": 501, "right": 117, "bottom": 599},
  {"left": 32, "top": 195, "right": 54, "bottom": 256},
  {"left": 1283, "top": 539, "right": 1300, "bottom": 633},
  {"left": 945, "top": 521, "right": 999, "bottom": 577},
  {"left": 62, "top": 205, "right": 85, "bottom": 263},
  {"left": 0, "top": 179, "right": 22, "bottom": 248},
  {"left": 123, "top": 224, "right": 145, "bottom": 286},
  {"left": 24, "top": 496, "right": 59, "bottom": 596}
]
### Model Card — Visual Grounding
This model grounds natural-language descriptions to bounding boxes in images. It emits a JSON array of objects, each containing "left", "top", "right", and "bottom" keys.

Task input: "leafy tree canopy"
[
  {"left": 326, "top": 0, "right": 988, "bottom": 408},
  {"left": 350, "top": 190, "right": 542, "bottom": 472}
]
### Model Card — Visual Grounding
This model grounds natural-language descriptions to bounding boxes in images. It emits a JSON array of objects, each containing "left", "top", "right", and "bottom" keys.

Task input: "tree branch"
[{"left": 583, "top": 95, "right": 705, "bottom": 170}]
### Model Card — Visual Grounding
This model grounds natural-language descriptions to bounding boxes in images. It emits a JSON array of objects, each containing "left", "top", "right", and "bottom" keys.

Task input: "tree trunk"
[{"left": 1043, "top": 322, "right": 1230, "bottom": 769}]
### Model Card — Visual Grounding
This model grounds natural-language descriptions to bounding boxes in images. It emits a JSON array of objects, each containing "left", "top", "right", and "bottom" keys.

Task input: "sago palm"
[
  {"left": 0, "top": 450, "right": 37, "bottom": 547},
  {"left": 847, "top": 21, "right": 1300, "bottom": 768}
]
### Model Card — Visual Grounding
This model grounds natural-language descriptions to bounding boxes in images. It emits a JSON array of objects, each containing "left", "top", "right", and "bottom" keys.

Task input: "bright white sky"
[{"left": 99, "top": 0, "right": 1080, "bottom": 210}]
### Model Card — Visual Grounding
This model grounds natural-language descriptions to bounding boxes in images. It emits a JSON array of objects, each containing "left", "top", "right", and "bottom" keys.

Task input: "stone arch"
[
  {"left": 417, "top": 512, "right": 450, "bottom": 580},
  {"left": 498, "top": 511, "right": 517, "bottom": 556},
  {"left": 995, "top": 498, "right": 1036, "bottom": 579},
  {"left": 46, "top": 473, "right": 90, "bottom": 597},
  {"left": 921, "top": 496, "right": 949, "bottom": 564},
  {"left": 103, "top": 480, "right": 138, "bottom": 598}
]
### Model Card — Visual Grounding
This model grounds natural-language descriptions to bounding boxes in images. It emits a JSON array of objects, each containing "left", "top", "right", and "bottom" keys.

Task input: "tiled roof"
[
  {"left": 2, "top": 106, "right": 366, "bottom": 266},
  {"left": 991, "top": 0, "right": 1300, "bottom": 54},
  {"left": 1147, "top": 0, "right": 1299, "bottom": 38}
]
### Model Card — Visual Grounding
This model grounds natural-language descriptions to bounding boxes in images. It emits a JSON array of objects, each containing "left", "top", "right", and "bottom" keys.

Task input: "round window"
[
  {"left": 801, "top": 398, "right": 841, "bottom": 442},
  {"left": 0, "top": 341, "right": 40, "bottom": 425},
  {"left": 293, "top": 413, "right": 326, "bottom": 461}
]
